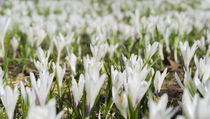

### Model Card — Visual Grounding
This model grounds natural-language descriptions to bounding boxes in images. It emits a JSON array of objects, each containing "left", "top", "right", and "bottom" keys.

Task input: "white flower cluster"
[{"left": 0, "top": 0, "right": 210, "bottom": 119}]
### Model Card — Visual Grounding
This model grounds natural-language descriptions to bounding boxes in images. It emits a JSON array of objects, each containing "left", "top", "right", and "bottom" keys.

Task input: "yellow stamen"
[
  {"left": 42, "top": 62, "right": 44, "bottom": 67},
  {"left": 91, "top": 64, "right": 94, "bottom": 70},
  {"left": 134, "top": 62, "right": 137, "bottom": 68},
  {"left": 118, "top": 89, "right": 122, "bottom": 95},
  {"left": 120, "top": 96, "right": 123, "bottom": 104},
  {"left": 77, "top": 84, "right": 80, "bottom": 89}
]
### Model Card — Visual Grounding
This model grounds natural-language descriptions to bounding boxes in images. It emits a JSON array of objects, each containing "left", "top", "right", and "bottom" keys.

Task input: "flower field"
[{"left": 0, "top": 0, "right": 210, "bottom": 119}]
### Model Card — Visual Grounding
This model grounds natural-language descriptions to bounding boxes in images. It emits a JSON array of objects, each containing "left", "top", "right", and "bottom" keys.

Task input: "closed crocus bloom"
[
  {"left": 197, "top": 37, "right": 206, "bottom": 51},
  {"left": 26, "top": 87, "right": 36, "bottom": 107},
  {"left": 1, "top": 85, "right": 19, "bottom": 119},
  {"left": 35, "top": 29, "right": 46, "bottom": 47},
  {"left": 0, "top": 18, "right": 10, "bottom": 58},
  {"left": 108, "top": 44, "right": 118, "bottom": 58},
  {"left": 28, "top": 98, "right": 64, "bottom": 119},
  {"left": 0, "top": 67, "right": 4, "bottom": 79},
  {"left": 65, "top": 32, "right": 75, "bottom": 55},
  {"left": 145, "top": 42, "right": 159, "bottom": 60},
  {"left": 112, "top": 87, "right": 128, "bottom": 119},
  {"left": 72, "top": 74, "right": 85, "bottom": 107},
  {"left": 148, "top": 94, "right": 177, "bottom": 119},
  {"left": 30, "top": 72, "right": 54, "bottom": 106},
  {"left": 197, "top": 92, "right": 210, "bottom": 119},
  {"left": 85, "top": 73, "right": 106, "bottom": 117},
  {"left": 154, "top": 68, "right": 168, "bottom": 97},
  {"left": 164, "top": 28, "right": 171, "bottom": 53},
  {"left": 53, "top": 33, "right": 66, "bottom": 62},
  {"left": 126, "top": 66, "right": 152, "bottom": 110},
  {"left": 84, "top": 56, "right": 106, "bottom": 116},
  {"left": 65, "top": 53, "right": 77, "bottom": 75},
  {"left": 10, "top": 37, "right": 19, "bottom": 57},
  {"left": 0, "top": 68, "right": 4, "bottom": 97},
  {"left": 179, "top": 41, "right": 197, "bottom": 70},
  {"left": 175, "top": 71, "right": 196, "bottom": 95},
  {"left": 20, "top": 81, "right": 27, "bottom": 105},
  {"left": 53, "top": 62, "right": 66, "bottom": 96},
  {"left": 182, "top": 90, "right": 199, "bottom": 119}
]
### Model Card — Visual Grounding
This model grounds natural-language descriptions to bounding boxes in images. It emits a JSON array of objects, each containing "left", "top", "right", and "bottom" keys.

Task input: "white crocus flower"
[
  {"left": 179, "top": 41, "right": 197, "bottom": 70},
  {"left": 145, "top": 42, "right": 159, "bottom": 60},
  {"left": 193, "top": 69, "right": 210, "bottom": 97},
  {"left": 26, "top": 87, "right": 36, "bottom": 107},
  {"left": 84, "top": 56, "right": 106, "bottom": 116},
  {"left": 65, "top": 32, "right": 75, "bottom": 55},
  {"left": 112, "top": 87, "right": 128, "bottom": 119},
  {"left": 181, "top": 89, "right": 210, "bottom": 119},
  {"left": 1, "top": 85, "right": 19, "bottom": 119},
  {"left": 126, "top": 66, "right": 152, "bottom": 110},
  {"left": 90, "top": 43, "right": 108, "bottom": 61},
  {"left": 122, "top": 54, "right": 144, "bottom": 72},
  {"left": 10, "top": 37, "right": 19, "bottom": 57},
  {"left": 163, "top": 28, "right": 171, "bottom": 53},
  {"left": 175, "top": 71, "right": 196, "bottom": 95},
  {"left": 34, "top": 47, "right": 51, "bottom": 73},
  {"left": 65, "top": 53, "right": 77, "bottom": 75},
  {"left": 28, "top": 98, "right": 64, "bottom": 119},
  {"left": 37, "top": 47, "right": 51, "bottom": 62},
  {"left": 108, "top": 44, "right": 118, "bottom": 58},
  {"left": 197, "top": 91, "right": 210, "bottom": 119},
  {"left": 148, "top": 94, "right": 177, "bottom": 119},
  {"left": 181, "top": 90, "right": 199, "bottom": 119},
  {"left": 35, "top": 29, "right": 46, "bottom": 47},
  {"left": 194, "top": 56, "right": 210, "bottom": 83},
  {"left": 159, "top": 42, "right": 164, "bottom": 60},
  {"left": 154, "top": 68, "right": 168, "bottom": 97},
  {"left": 197, "top": 37, "right": 206, "bottom": 51},
  {"left": 0, "top": 18, "right": 10, "bottom": 58},
  {"left": 0, "top": 67, "right": 4, "bottom": 79},
  {"left": 53, "top": 33, "right": 71, "bottom": 62},
  {"left": 34, "top": 59, "right": 49, "bottom": 73},
  {"left": 30, "top": 72, "right": 54, "bottom": 106},
  {"left": 72, "top": 74, "right": 85, "bottom": 107},
  {"left": 0, "top": 67, "right": 4, "bottom": 96},
  {"left": 20, "top": 81, "right": 27, "bottom": 105},
  {"left": 53, "top": 62, "right": 66, "bottom": 96},
  {"left": 83, "top": 56, "right": 102, "bottom": 76},
  {"left": 111, "top": 66, "right": 126, "bottom": 90}
]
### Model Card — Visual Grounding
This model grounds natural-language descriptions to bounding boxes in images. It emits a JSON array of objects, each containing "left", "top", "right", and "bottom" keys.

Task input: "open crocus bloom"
[
  {"left": 145, "top": 42, "right": 159, "bottom": 60},
  {"left": 1, "top": 85, "right": 19, "bottom": 119},
  {"left": 125, "top": 65, "right": 152, "bottom": 110},
  {"left": 28, "top": 98, "right": 64, "bottom": 119},
  {"left": 72, "top": 74, "right": 85, "bottom": 107},
  {"left": 53, "top": 62, "right": 66, "bottom": 96},
  {"left": 154, "top": 68, "right": 168, "bottom": 97},
  {"left": 65, "top": 53, "right": 77, "bottom": 75},
  {"left": 30, "top": 71, "right": 54, "bottom": 106},
  {"left": 179, "top": 41, "right": 197, "bottom": 70},
  {"left": 148, "top": 94, "right": 177, "bottom": 119},
  {"left": 112, "top": 87, "right": 128, "bottom": 119}
]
